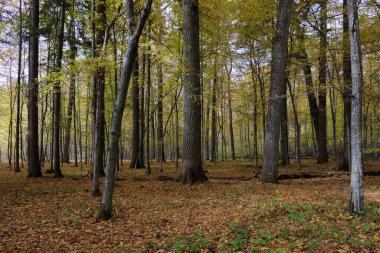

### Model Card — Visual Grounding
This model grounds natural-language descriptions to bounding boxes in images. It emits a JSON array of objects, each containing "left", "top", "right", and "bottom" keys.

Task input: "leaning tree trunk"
[
  {"left": 27, "top": 0, "right": 42, "bottom": 178},
  {"left": 260, "top": 0, "right": 292, "bottom": 183},
  {"left": 178, "top": 0, "right": 208, "bottom": 184},
  {"left": 348, "top": 0, "right": 364, "bottom": 214},
  {"left": 339, "top": 0, "right": 352, "bottom": 171},
  {"left": 100, "top": 0, "right": 153, "bottom": 220}
]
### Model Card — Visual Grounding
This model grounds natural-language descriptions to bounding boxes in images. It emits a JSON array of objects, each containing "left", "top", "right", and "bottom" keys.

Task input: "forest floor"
[{"left": 0, "top": 159, "right": 379, "bottom": 253}]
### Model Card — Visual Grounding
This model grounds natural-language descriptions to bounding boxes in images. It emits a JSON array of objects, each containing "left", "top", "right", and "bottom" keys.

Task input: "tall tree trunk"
[
  {"left": 157, "top": 62, "right": 165, "bottom": 169},
  {"left": 204, "top": 99, "right": 210, "bottom": 160},
  {"left": 100, "top": 0, "right": 152, "bottom": 220},
  {"left": 348, "top": 0, "right": 364, "bottom": 214},
  {"left": 27, "top": 0, "right": 42, "bottom": 178},
  {"left": 317, "top": 0, "right": 328, "bottom": 164},
  {"left": 339, "top": 0, "right": 352, "bottom": 171},
  {"left": 139, "top": 50, "right": 145, "bottom": 167},
  {"left": 53, "top": 0, "right": 65, "bottom": 178},
  {"left": 130, "top": 57, "right": 144, "bottom": 168},
  {"left": 288, "top": 79, "right": 301, "bottom": 168},
  {"left": 63, "top": 23, "right": 77, "bottom": 163},
  {"left": 178, "top": 0, "right": 207, "bottom": 184},
  {"left": 260, "top": 0, "right": 292, "bottom": 183},
  {"left": 92, "top": 0, "right": 107, "bottom": 196},
  {"left": 299, "top": 28, "right": 320, "bottom": 159},
  {"left": 279, "top": 74, "right": 289, "bottom": 166},
  {"left": 145, "top": 31, "right": 151, "bottom": 174},
  {"left": 15, "top": 0, "right": 23, "bottom": 172},
  {"left": 210, "top": 60, "right": 217, "bottom": 163},
  {"left": 226, "top": 62, "right": 235, "bottom": 160}
]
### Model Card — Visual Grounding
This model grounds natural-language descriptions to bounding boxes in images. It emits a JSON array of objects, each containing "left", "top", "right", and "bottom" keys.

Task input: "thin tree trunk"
[
  {"left": 145, "top": 30, "right": 151, "bottom": 174},
  {"left": 226, "top": 62, "right": 235, "bottom": 160},
  {"left": 157, "top": 62, "right": 164, "bottom": 170},
  {"left": 210, "top": 59, "right": 217, "bottom": 163},
  {"left": 15, "top": 0, "right": 23, "bottom": 172}
]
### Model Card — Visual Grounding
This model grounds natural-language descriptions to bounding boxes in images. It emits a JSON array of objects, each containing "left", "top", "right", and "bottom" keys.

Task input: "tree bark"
[
  {"left": 63, "top": 22, "right": 77, "bottom": 164},
  {"left": 92, "top": 0, "right": 107, "bottom": 196},
  {"left": 53, "top": 0, "right": 65, "bottom": 178},
  {"left": 226, "top": 62, "right": 235, "bottom": 160},
  {"left": 339, "top": 0, "right": 352, "bottom": 171},
  {"left": 145, "top": 29, "right": 151, "bottom": 174},
  {"left": 178, "top": 0, "right": 207, "bottom": 184},
  {"left": 15, "top": 0, "right": 23, "bottom": 172},
  {"left": 130, "top": 57, "right": 144, "bottom": 168},
  {"left": 157, "top": 62, "right": 165, "bottom": 169},
  {"left": 348, "top": 0, "right": 364, "bottom": 214},
  {"left": 260, "top": 0, "right": 292, "bottom": 183},
  {"left": 317, "top": 0, "right": 328, "bottom": 164},
  {"left": 210, "top": 59, "right": 217, "bottom": 163},
  {"left": 27, "top": 0, "right": 42, "bottom": 178}
]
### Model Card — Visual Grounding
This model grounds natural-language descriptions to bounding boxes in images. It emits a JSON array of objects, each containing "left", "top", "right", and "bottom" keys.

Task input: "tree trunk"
[
  {"left": 279, "top": 75, "right": 289, "bottom": 166},
  {"left": 130, "top": 57, "right": 144, "bottom": 168},
  {"left": 339, "top": 0, "right": 352, "bottom": 171},
  {"left": 210, "top": 60, "right": 217, "bottom": 163},
  {"left": 157, "top": 62, "right": 165, "bottom": 169},
  {"left": 348, "top": 0, "right": 364, "bottom": 214},
  {"left": 15, "top": 0, "right": 23, "bottom": 172},
  {"left": 63, "top": 24, "right": 77, "bottom": 164},
  {"left": 317, "top": 0, "right": 328, "bottom": 164},
  {"left": 139, "top": 50, "right": 145, "bottom": 167},
  {"left": 92, "top": 0, "right": 107, "bottom": 196},
  {"left": 226, "top": 63, "right": 235, "bottom": 160},
  {"left": 53, "top": 0, "right": 65, "bottom": 178},
  {"left": 100, "top": 0, "right": 152, "bottom": 220},
  {"left": 27, "top": 0, "right": 42, "bottom": 178},
  {"left": 260, "top": 0, "right": 292, "bottom": 183},
  {"left": 178, "top": 0, "right": 207, "bottom": 184},
  {"left": 145, "top": 31, "right": 151, "bottom": 174}
]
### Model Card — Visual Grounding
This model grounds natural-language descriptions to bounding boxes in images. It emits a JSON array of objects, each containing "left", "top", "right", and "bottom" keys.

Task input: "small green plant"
[{"left": 166, "top": 229, "right": 211, "bottom": 253}]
